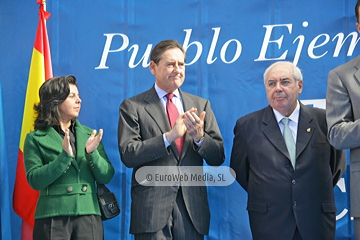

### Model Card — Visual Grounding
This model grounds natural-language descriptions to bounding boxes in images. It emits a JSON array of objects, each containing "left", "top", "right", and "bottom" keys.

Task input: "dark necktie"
[{"left": 166, "top": 93, "right": 184, "bottom": 158}]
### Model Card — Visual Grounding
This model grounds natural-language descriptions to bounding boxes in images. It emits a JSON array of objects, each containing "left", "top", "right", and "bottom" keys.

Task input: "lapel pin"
[{"left": 307, "top": 128, "right": 311, "bottom": 132}]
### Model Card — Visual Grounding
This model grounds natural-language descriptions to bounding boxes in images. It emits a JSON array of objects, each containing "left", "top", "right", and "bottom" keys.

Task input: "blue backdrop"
[{"left": 0, "top": 0, "right": 358, "bottom": 239}]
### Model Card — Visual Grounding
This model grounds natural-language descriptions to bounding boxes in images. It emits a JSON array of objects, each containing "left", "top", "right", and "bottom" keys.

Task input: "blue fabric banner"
[
  {"left": 0, "top": 83, "right": 12, "bottom": 240},
  {"left": 0, "top": 1, "right": 358, "bottom": 239}
]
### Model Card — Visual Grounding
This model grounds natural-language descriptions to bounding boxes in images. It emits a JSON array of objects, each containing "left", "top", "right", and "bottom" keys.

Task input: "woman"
[{"left": 24, "top": 75, "right": 114, "bottom": 240}]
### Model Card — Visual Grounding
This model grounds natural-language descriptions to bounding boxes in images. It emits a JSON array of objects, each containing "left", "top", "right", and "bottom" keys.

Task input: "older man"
[
  {"left": 230, "top": 61, "right": 345, "bottom": 240},
  {"left": 118, "top": 39, "right": 224, "bottom": 240}
]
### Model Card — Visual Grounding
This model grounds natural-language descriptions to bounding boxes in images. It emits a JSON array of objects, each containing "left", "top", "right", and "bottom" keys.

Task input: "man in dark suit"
[
  {"left": 230, "top": 61, "right": 345, "bottom": 240},
  {"left": 118, "top": 39, "right": 225, "bottom": 240},
  {"left": 326, "top": 1, "right": 360, "bottom": 238}
]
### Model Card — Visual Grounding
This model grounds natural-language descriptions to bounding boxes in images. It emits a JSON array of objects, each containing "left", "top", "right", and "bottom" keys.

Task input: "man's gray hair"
[{"left": 263, "top": 61, "right": 303, "bottom": 85}]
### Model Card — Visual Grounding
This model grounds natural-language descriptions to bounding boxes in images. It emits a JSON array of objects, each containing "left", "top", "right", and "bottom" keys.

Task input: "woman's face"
[{"left": 58, "top": 84, "right": 82, "bottom": 122}]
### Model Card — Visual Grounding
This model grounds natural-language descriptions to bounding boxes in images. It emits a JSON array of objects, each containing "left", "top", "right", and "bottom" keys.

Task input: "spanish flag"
[{"left": 13, "top": 1, "right": 53, "bottom": 239}]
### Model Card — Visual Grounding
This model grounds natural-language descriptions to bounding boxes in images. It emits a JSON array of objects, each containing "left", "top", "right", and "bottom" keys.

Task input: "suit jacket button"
[
  {"left": 81, "top": 186, "right": 88, "bottom": 192},
  {"left": 292, "top": 180, "right": 296, "bottom": 184},
  {"left": 293, "top": 201, "right": 297, "bottom": 207},
  {"left": 67, "top": 187, "right": 73, "bottom": 192}
]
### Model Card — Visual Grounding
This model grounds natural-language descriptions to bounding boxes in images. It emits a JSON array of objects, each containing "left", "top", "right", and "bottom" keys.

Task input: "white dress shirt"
[
  {"left": 154, "top": 84, "right": 203, "bottom": 148},
  {"left": 273, "top": 101, "right": 300, "bottom": 143}
]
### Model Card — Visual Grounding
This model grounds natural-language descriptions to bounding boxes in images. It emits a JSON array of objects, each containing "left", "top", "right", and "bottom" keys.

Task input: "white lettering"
[
  {"left": 95, "top": 33, "right": 129, "bottom": 69},
  {"left": 95, "top": 24, "right": 359, "bottom": 70},
  {"left": 333, "top": 32, "right": 360, "bottom": 57},
  {"left": 207, "top": 27, "right": 221, "bottom": 64},
  {"left": 128, "top": 44, "right": 153, "bottom": 68},
  {"left": 308, "top": 34, "right": 330, "bottom": 59},
  {"left": 183, "top": 29, "right": 203, "bottom": 65},
  {"left": 293, "top": 35, "right": 305, "bottom": 66},
  {"left": 254, "top": 24, "right": 291, "bottom": 62},
  {"left": 336, "top": 178, "right": 349, "bottom": 221},
  {"left": 220, "top": 39, "right": 242, "bottom": 63}
]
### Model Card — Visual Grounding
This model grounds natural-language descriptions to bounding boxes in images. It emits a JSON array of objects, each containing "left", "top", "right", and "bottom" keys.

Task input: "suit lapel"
[
  {"left": 262, "top": 104, "right": 315, "bottom": 162},
  {"left": 144, "top": 87, "right": 171, "bottom": 133},
  {"left": 179, "top": 90, "right": 194, "bottom": 159},
  {"left": 296, "top": 103, "right": 315, "bottom": 159},
  {"left": 261, "top": 106, "right": 290, "bottom": 160},
  {"left": 354, "top": 57, "right": 360, "bottom": 85}
]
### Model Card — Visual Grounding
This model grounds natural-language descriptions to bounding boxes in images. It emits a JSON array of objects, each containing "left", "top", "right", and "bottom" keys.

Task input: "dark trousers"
[
  {"left": 33, "top": 215, "right": 103, "bottom": 240},
  {"left": 135, "top": 190, "right": 203, "bottom": 240},
  {"left": 292, "top": 227, "right": 303, "bottom": 240},
  {"left": 355, "top": 217, "right": 360, "bottom": 240}
]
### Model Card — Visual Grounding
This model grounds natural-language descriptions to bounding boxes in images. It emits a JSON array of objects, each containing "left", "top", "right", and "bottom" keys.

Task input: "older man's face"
[
  {"left": 265, "top": 63, "right": 303, "bottom": 117},
  {"left": 150, "top": 48, "right": 185, "bottom": 93}
]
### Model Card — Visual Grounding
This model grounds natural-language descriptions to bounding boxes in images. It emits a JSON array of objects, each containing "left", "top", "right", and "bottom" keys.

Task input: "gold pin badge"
[{"left": 307, "top": 128, "right": 311, "bottom": 132}]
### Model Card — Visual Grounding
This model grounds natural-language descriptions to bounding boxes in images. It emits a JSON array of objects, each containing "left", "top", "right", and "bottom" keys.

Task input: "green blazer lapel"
[
  {"left": 35, "top": 127, "right": 63, "bottom": 154},
  {"left": 74, "top": 120, "right": 91, "bottom": 169},
  {"left": 35, "top": 126, "right": 81, "bottom": 172}
]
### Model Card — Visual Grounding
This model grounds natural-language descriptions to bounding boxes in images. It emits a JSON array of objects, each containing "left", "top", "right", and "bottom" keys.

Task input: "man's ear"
[
  {"left": 356, "top": 22, "right": 360, "bottom": 33},
  {"left": 149, "top": 61, "right": 156, "bottom": 75},
  {"left": 298, "top": 79, "right": 303, "bottom": 94}
]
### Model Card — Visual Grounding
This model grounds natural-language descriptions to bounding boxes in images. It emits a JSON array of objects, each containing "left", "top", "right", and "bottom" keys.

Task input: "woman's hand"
[
  {"left": 62, "top": 129, "right": 73, "bottom": 156},
  {"left": 86, "top": 129, "right": 103, "bottom": 154}
]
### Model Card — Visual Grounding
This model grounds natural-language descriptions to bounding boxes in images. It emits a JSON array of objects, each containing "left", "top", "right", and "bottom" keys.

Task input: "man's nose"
[
  {"left": 275, "top": 82, "right": 283, "bottom": 91},
  {"left": 173, "top": 64, "right": 181, "bottom": 72}
]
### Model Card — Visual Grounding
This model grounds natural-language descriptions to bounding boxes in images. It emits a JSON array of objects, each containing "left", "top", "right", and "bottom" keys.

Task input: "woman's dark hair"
[
  {"left": 150, "top": 39, "right": 186, "bottom": 65},
  {"left": 34, "top": 75, "right": 77, "bottom": 130}
]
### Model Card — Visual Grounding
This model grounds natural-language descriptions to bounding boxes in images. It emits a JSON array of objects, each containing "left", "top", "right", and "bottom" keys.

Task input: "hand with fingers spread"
[
  {"left": 183, "top": 107, "right": 206, "bottom": 143},
  {"left": 86, "top": 129, "right": 103, "bottom": 154},
  {"left": 62, "top": 129, "right": 73, "bottom": 156}
]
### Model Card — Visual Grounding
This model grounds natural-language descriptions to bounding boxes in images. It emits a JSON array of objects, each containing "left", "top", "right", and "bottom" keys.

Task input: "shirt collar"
[
  {"left": 53, "top": 120, "right": 76, "bottom": 135},
  {"left": 154, "top": 83, "right": 180, "bottom": 99},
  {"left": 273, "top": 101, "right": 300, "bottom": 124}
]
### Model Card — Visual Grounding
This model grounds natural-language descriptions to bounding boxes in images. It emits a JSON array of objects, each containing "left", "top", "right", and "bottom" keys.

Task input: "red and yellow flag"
[{"left": 13, "top": 1, "right": 53, "bottom": 238}]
